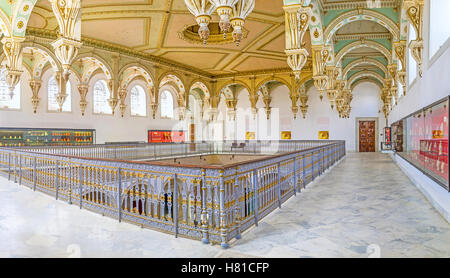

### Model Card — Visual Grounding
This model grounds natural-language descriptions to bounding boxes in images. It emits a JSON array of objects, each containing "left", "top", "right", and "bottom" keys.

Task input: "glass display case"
[
  {"left": 0, "top": 128, "right": 95, "bottom": 147},
  {"left": 392, "top": 96, "right": 449, "bottom": 190},
  {"left": 148, "top": 130, "right": 185, "bottom": 143}
]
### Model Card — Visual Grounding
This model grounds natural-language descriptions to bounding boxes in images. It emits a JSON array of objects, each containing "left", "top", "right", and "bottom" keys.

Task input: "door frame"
[{"left": 355, "top": 117, "right": 379, "bottom": 152}]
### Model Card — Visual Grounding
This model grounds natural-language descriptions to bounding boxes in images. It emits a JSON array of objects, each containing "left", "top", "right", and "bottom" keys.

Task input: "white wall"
[
  {"left": 0, "top": 71, "right": 182, "bottom": 144},
  {"left": 217, "top": 82, "right": 385, "bottom": 151},
  {"left": 389, "top": 0, "right": 450, "bottom": 124},
  {"left": 0, "top": 69, "right": 384, "bottom": 150}
]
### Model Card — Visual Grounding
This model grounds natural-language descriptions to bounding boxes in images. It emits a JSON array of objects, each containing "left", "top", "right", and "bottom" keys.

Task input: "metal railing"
[{"left": 0, "top": 140, "right": 346, "bottom": 248}]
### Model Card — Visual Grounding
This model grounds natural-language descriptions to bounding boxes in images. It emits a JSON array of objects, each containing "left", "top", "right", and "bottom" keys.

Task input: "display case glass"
[
  {"left": 0, "top": 128, "right": 95, "bottom": 147},
  {"left": 148, "top": 130, "right": 185, "bottom": 143},
  {"left": 392, "top": 96, "right": 449, "bottom": 190}
]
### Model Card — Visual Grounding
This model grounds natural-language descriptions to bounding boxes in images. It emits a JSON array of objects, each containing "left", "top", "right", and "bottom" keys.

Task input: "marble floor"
[{"left": 0, "top": 153, "right": 449, "bottom": 258}]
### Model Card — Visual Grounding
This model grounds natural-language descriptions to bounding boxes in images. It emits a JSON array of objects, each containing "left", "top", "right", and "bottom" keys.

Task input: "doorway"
[{"left": 358, "top": 120, "right": 376, "bottom": 152}]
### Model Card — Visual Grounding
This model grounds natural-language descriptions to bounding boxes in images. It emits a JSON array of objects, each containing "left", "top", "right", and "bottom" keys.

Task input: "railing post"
[
  {"left": 252, "top": 169, "right": 258, "bottom": 227},
  {"left": 293, "top": 156, "right": 297, "bottom": 195},
  {"left": 68, "top": 162, "right": 72, "bottom": 205},
  {"left": 311, "top": 151, "right": 315, "bottom": 181},
  {"left": 201, "top": 168, "right": 209, "bottom": 244},
  {"left": 18, "top": 154, "right": 22, "bottom": 185},
  {"left": 219, "top": 170, "right": 228, "bottom": 249},
  {"left": 302, "top": 154, "right": 306, "bottom": 188},
  {"left": 174, "top": 173, "right": 179, "bottom": 238},
  {"left": 118, "top": 168, "right": 122, "bottom": 222},
  {"left": 277, "top": 162, "right": 281, "bottom": 208},
  {"left": 14, "top": 153, "right": 17, "bottom": 183},
  {"left": 33, "top": 157, "right": 37, "bottom": 191},
  {"left": 55, "top": 161, "right": 60, "bottom": 200},
  {"left": 79, "top": 165, "right": 83, "bottom": 209},
  {"left": 234, "top": 167, "right": 241, "bottom": 239},
  {"left": 8, "top": 152, "right": 11, "bottom": 181}
]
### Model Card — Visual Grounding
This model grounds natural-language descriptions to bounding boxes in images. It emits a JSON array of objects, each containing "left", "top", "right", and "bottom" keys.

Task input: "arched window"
[
  {"left": 160, "top": 90, "right": 174, "bottom": 119},
  {"left": 408, "top": 23, "right": 417, "bottom": 85},
  {"left": 93, "top": 80, "right": 112, "bottom": 114},
  {"left": 0, "top": 69, "right": 20, "bottom": 110},
  {"left": 429, "top": 0, "right": 450, "bottom": 59},
  {"left": 48, "top": 76, "right": 71, "bottom": 112},
  {"left": 130, "top": 85, "right": 147, "bottom": 116}
]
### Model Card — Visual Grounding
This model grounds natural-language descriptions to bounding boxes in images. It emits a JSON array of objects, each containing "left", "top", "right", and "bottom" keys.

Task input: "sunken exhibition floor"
[{"left": 0, "top": 153, "right": 449, "bottom": 258}]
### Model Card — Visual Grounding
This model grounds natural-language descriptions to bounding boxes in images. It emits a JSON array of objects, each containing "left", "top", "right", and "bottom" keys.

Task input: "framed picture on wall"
[
  {"left": 281, "top": 131, "right": 292, "bottom": 140},
  {"left": 318, "top": 131, "right": 329, "bottom": 140},
  {"left": 245, "top": 132, "right": 255, "bottom": 140}
]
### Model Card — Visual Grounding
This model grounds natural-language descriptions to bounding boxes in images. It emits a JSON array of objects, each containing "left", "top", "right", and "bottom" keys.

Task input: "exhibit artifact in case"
[
  {"left": 391, "top": 96, "right": 449, "bottom": 190},
  {"left": 148, "top": 130, "right": 185, "bottom": 143},
  {"left": 0, "top": 127, "right": 96, "bottom": 147}
]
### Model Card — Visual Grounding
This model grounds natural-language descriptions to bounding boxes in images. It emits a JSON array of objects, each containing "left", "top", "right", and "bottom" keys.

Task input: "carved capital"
[
  {"left": 1, "top": 37, "right": 25, "bottom": 96},
  {"left": 29, "top": 80, "right": 42, "bottom": 114},
  {"left": 313, "top": 75, "right": 328, "bottom": 101},
  {"left": 284, "top": 4, "right": 311, "bottom": 79},
  {"left": 393, "top": 41, "right": 407, "bottom": 70},
  {"left": 409, "top": 39, "right": 423, "bottom": 77},
  {"left": 77, "top": 84, "right": 89, "bottom": 116},
  {"left": 312, "top": 45, "right": 331, "bottom": 76},
  {"left": 51, "top": 38, "right": 82, "bottom": 81}
]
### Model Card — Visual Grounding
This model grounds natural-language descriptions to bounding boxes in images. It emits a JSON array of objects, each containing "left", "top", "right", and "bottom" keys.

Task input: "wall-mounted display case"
[
  {"left": 391, "top": 96, "right": 449, "bottom": 191},
  {"left": 0, "top": 128, "right": 96, "bottom": 147},
  {"left": 148, "top": 130, "right": 185, "bottom": 143}
]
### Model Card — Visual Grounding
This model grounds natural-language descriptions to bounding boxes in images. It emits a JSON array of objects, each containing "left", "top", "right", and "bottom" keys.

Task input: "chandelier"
[{"left": 184, "top": 0, "right": 255, "bottom": 46}]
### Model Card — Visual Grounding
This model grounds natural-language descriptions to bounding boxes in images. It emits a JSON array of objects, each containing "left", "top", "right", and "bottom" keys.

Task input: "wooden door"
[
  {"left": 359, "top": 121, "right": 376, "bottom": 152},
  {"left": 189, "top": 124, "right": 196, "bottom": 151},
  {"left": 190, "top": 124, "right": 195, "bottom": 142}
]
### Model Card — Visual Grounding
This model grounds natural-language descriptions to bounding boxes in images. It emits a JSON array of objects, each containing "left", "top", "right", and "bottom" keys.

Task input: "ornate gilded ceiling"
[
  {"left": 27, "top": 0, "right": 295, "bottom": 75},
  {"left": 0, "top": 0, "right": 424, "bottom": 120}
]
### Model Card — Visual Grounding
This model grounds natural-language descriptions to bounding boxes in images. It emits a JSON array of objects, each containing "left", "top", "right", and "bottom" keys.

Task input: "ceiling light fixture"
[{"left": 185, "top": 0, "right": 254, "bottom": 45}]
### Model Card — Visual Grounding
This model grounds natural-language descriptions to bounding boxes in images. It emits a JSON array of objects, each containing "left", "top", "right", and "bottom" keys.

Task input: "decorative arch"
[
  {"left": 0, "top": 8, "right": 12, "bottom": 37},
  {"left": 324, "top": 9, "right": 400, "bottom": 45},
  {"left": 217, "top": 80, "right": 251, "bottom": 98},
  {"left": 308, "top": 0, "right": 324, "bottom": 46},
  {"left": 11, "top": 0, "right": 38, "bottom": 37},
  {"left": 22, "top": 43, "right": 61, "bottom": 79},
  {"left": 74, "top": 54, "right": 113, "bottom": 84},
  {"left": 119, "top": 64, "right": 155, "bottom": 90},
  {"left": 256, "top": 77, "right": 291, "bottom": 92},
  {"left": 159, "top": 72, "right": 185, "bottom": 93},
  {"left": 189, "top": 80, "right": 211, "bottom": 98},
  {"left": 295, "top": 72, "right": 314, "bottom": 92},
  {"left": 350, "top": 78, "right": 384, "bottom": 91},
  {"left": 282, "top": 0, "right": 323, "bottom": 45},
  {"left": 0, "top": 52, "right": 33, "bottom": 78},
  {"left": 342, "top": 57, "right": 388, "bottom": 79},
  {"left": 347, "top": 70, "right": 385, "bottom": 90},
  {"left": 335, "top": 40, "right": 392, "bottom": 65}
]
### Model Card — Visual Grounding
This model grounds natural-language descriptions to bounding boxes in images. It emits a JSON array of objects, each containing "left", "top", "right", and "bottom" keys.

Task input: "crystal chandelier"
[{"left": 185, "top": 0, "right": 255, "bottom": 45}]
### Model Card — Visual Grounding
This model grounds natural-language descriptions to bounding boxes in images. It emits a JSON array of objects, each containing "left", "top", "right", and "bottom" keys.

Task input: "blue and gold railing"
[{"left": 0, "top": 140, "right": 345, "bottom": 248}]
